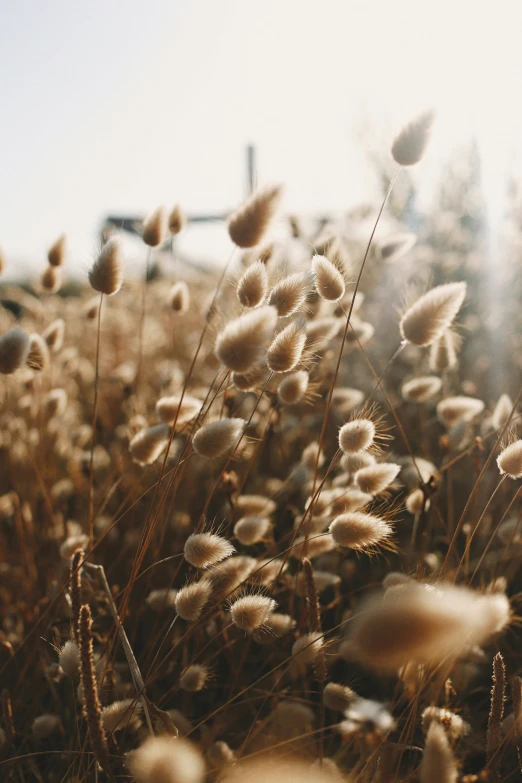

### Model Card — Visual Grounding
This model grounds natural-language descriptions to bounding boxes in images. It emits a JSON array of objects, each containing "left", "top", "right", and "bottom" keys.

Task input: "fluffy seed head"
[
  {"left": 400, "top": 282, "right": 467, "bottom": 347},
  {"left": 292, "top": 631, "right": 324, "bottom": 665},
  {"left": 215, "top": 305, "right": 277, "bottom": 372},
  {"left": 41, "top": 265, "right": 62, "bottom": 293},
  {"left": 130, "top": 424, "right": 171, "bottom": 466},
  {"left": 312, "top": 254, "right": 345, "bottom": 301},
  {"left": 436, "top": 396, "right": 485, "bottom": 428},
  {"left": 26, "top": 333, "right": 50, "bottom": 372},
  {"left": 306, "top": 317, "right": 342, "bottom": 345},
  {"left": 228, "top": 184, "right": 282, "bottom": 248},
  {"left": 237, "top": 261, "right": 268, "bottom": 307},
  {"left": 169, "top": 282, "right": 190, "bottom": 313},
  {"left": 229, "top": 594, "right": 276, "bottom": 631},
  {"left": 47, "top": 234, "right": 66, "bottom": 266},
  {"left": 234, "top": 516, "right": 271, "bottom": 545},
  {"left": 492, "top": 393, "right": 514, "bottom": 430},
  {"left": 206, "top": 556, "right": 256, "bottom": 599},
  {"left": 375, "top": 232, "right": 416, "bottom": 263},
  {"left": 32, "top": 714, "right": 60, "bottom": 740},
  {"left": 277, "top": 370, "right": 309, "bottom": 405},
  {"left": 175, "top": 580, "right": 212, "bottom": 622},
  {"left": 156, "top": 394, "right": 202, "bottom": 425},
  {"left": 192, "top": 418, "right": 246, "bottom": 459},
  {"left": 497, "top": 440, "right": 522, "bottom": 479},
  {"left": 127, "top": 736, "right": 205, "bottom": 783},
  {"left": 146, "top": 589, "right": 178, "bottom": 612},
  {"left": 391, "top": 110, "right": 435, "bottom": 166},
  {"left": 339, "top": 419, "right": 375, "bottom": 454},
  {"left": 59, "top": 640, "right": 80, "bottom": 676},
  {"left": 419, "top": 722, "right": 458, "bottom": 783},
  {"left": 324, "top": 682, "right": 356, "bottom": 712},
  {"left": 402, "top": 376, "right": 442, "bottom": 403},
  {"left": 231, "top": 362, "right": 269, "bottom": 392},
  {"left": 429, "top": 329, "right": 458, "bottom": 372},
  {"left": 0, "top": 327, "right": 30, "bottom": 374},
  {"left": 268, "top": 272, "right": 313, "bottom": 317},
  {"left": 330, "top": 512, "right": 393, "bottom": 550},
  {"left": 184, "top": 532, "right": 235, "bottom": 568},
  {"left": 45, "top": 388, "right": 67, "bottom": 418},
  {"left": 235, "top": 495, "right": 276, "bottom": 517},
  {"left": 43, "top": 319, "right": 65, "bottom": 352},
  {"left": 332, "top": 387, "right": 365, "bottom": 414},
  {"left": 179, "top": 664, "right": 209, "bottom": 692},
  {"left": 341, "top": 451, "right": 376, "bottom": 476},
  {"left": 89, "top": 236, "right": 124, "bottom": 295},
  {"left": 354, "top": 462, "right": 401, "bottom": 495},
  {"left": 168, "top": 204, "right": 186, "bottom": 235},
  {"left": 405, "top": 488, "right": 430, "bottom": 515},
  {"left": 291, "top": 534, "right": 335, "bottom": 559},
  {"left": 267, "top": 320, "right": 306, "bottom": 373},
  {"left": 142, "top": 206, "right": 168, "bottom": 247},
  {"left": 207, "top": 741, "right": 236, "bottom": 769},
  {"left": 422, "top": 706, "right": 468, "bottom": 741},
  {"left": 345, "top": 581, "right": 510, "bottom": 672},
  {"left": 101, "top": 699, "right": 141, "bottom": 733}
]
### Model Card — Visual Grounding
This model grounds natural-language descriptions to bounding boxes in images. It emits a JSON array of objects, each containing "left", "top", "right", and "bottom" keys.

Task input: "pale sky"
[{"left": 2, "top": 0, "right": 522, "bottom": 278}]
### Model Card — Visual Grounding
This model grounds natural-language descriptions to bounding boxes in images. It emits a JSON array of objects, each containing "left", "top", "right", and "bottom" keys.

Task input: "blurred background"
[{"left": 2, "top": 0, "right": 522, "bottom": 278}]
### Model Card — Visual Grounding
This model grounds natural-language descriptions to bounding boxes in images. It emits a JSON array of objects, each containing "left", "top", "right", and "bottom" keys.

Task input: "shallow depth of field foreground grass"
[{"left": 1, "top": 113, "right": 522, "bottom": 782}]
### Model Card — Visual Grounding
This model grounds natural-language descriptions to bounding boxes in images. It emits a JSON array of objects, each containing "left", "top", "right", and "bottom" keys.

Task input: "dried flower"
[
  {"left": 101, "top": 699, "right": 141, "bottom": 733},
  {"left": 168, "top": 204, "right": 186, "bottom": 235},
  {"left": 128, "top": 736, "right": 205, "bottom": 783},
  {"left": 277, "top": 370, "right": 309, "bottom": 405},
  {"left": 215, "top": 305, "right": 277, "bottom": 373},
  {"left": 47, "top": 234, "right": 66, "bottom": 267},
  {"left": 175, "top": 580, "right": 212, "bottom": 622},
  {"left": 497, "top": 440, "right": 522, "bottom": 479},
  {"left": 429, "top": 329, "right": 458, "bottom": 372},
  {"left": 89, "top": 236, "right": 124, "bottom": 295},
  {"left": 354, "top": 462, "right": 400, "bottom": 495},
  {"left": 32, "top": 713, "right": 60, "bottom": 739},
  {"left": 267, "top": 320, "right": 306, "bottom": 373},
  {"left": 375, "top": 232, "right": 416, "bottom": 263},
  {"left": 142, "top": 206, "right": 167, "bottom": 247},
  {"left": 268, "top": 272, "right": 313, "bottom": 317},
  {"left": 402, "top": 376, "right": 442, "bottom": 403},
  {"left": 235, "top": 495, "right": 276, "bottom": 517},
  {"left": 179, "top": 664, "right": 209, "bottom": 692},
  {"left": 419, "top": 722, "right": 458, "bottom": 783},
  {"left": 323, "top": 682, "right": 356, "bottom": 712},
  {"left": 228, "top": 184, "right": 282, "bottom": 248},
  {"left": 0, "top": 327, "right": 30, "bottom": 374},
  {"left": 156, "top": 394, "right": 202, "bottom": 425},
  {"left": 170, "top": 282, "right": 190, "bottom": 313},
  {"left": 312, "top": 255, "right": 345, "bottom": 301},
  {"left": 234, "top": 516, "right": 271, "bottom": 545},
  {"left": 43, "top": 318, "right": 65, "bottom": 352},
  {"left": 130, "top": 424, "right": 171, "bottom": 466},
  {"left": 237, "top": 261, "right": 268, "bottom": 307},
  {"left": 492, "top": 393, "right": 514, "bottom": 430},
  {"left": 400, "top": 283, "right": 466, "bottom": 347},
  {"left": 59, "top": 640, "right": 80, "bottom": 676},
  {"left": 192, "top": 418, "right": 246, "bottom": 459},
  {"left": 338, "top": 419, "right": 375, "bottom": 454},
  {"left": 422, "top": 706, "right": 468, "bottom": 741},
  {"left": 229, "top": 594, "right": 276, "bottom": 631},
  {"left": 41, "top": 265, "right": 62, "bottom": 293},
  {"left": 146, "top": 589, "right": 178, "bottom": 612},
  {"left": 292, "top": 631, "right": 324, "bottom": 665},
  {"left": 184, "top": 532, "right": 235, "bottom": 569},
  {"left": 391, "top": 110, "right": 434, "bottom": 166},
  {"left": 405, "top": 488, "right": 430, "bottom": 515},
  {"left": 436, "top": 396, "right": 485, "bottom": 428},
  {"left": 26, "top": 333, "right": 50, "bottom": 372},
  {"left": 330, "top": 511, "right": 393, "bottom": 550}
]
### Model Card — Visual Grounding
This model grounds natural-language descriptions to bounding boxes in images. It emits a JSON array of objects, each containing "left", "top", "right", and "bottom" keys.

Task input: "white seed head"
[
  {"left": 268, "top": 272, "right": 313, "bottom": 317},
  {"left": 436, "top": 396, "right": 485, "bottom": 428},
  {"left": 179, "top": 664, "right": 209, "bottom": 692},
  {"left": 127, "top": 736, "right": 205, "bottom": 783},
  {"left": 156, "top": 394, "right": 202, "bottom": 425},
  {"left": 277, "top": 370, "right": 309, "bottom": 405},
  {"left": 59, "top": 640, "right": 80, "bottom": 676},
  {"left": 235, "top": 495, "right": 276, "bottom": 517},
  {"left": 237, "top": 261, "right": 268, "bottom": 308},
  {"left": 338, "top": 419, "right": 375, "bottom": 454},
  {"left": 0, "top": 327, "right": 30, "bottom": 374},
  {"left": 497, "top": 440, "right": 522, "bottom": 479},
  {"left": 192, "top": 418, "right": 246, "bottom": 459},
  {"left": 142, "top": 206, "right": 168, "bottom": 247},
  {"left": 429, "top": 329, "right": 458, "bottom": 372},
  {"left": 492, "top": 394, "right": 514, "bottom": 431},
  {"left": 266, "top": 320, "right": 307, "bottom": 373},
  {"left": 330, "top": 512, "right": 393, "bottom": 550},
  {"left": 312, "top": 254, "right": 345, "bottom": 301},
  {"left": 375, "top": 231, "right": 416, "bottom": 263},
  {"left": 391, "top": 110, "right": 435, "bottom": 166},
  {"left": 215, "top": 305, "right": 277, "bottom": 372},
  {"left": 184, "top": 533, "right": 235, "bottom": 569},
  {"left": 292, "top": 631, "right": 324, "bottom": 665},
  {"left": 228, "top": 184, "right": 282, "bottom": 248},
  {"left": 89, "top": 236, "right": 124, "bottom": 295},
  {"left": 146, "top": 589, "right": 178, "bottom": 612},
  {"left": 405, "top": 488, "right": 430, "bottom": 515},
  {"left": 101, "top": 699, "right": 141, "bottom": 733},
  {"left": 402, "top": 376, "right": 442, "bottom": 403},
  {"left": 354, "top": 462, "right": 401, "bottom": 495},
  {"left": 230, "top": 594, "right": 276, "bottom": 631},
  {"left": 400, "top": 283, "right": 467, "bottom": 347},
  {"left": 234, "top": 516, "right": 271, "bottom": 545},
  {"left": 419, "top": 722, "right": 458, "bottom": 783},
  {"left": 130, "top": 424, "right": 172, "bottom": 466},
  {"left": 175, "top": 580, "right": 212, "bottom": 622}
]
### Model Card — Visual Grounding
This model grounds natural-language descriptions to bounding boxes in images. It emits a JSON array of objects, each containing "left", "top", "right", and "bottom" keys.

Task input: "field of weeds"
[{"left": 1, "top": 113, "right": 522, "bottom": 782}]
